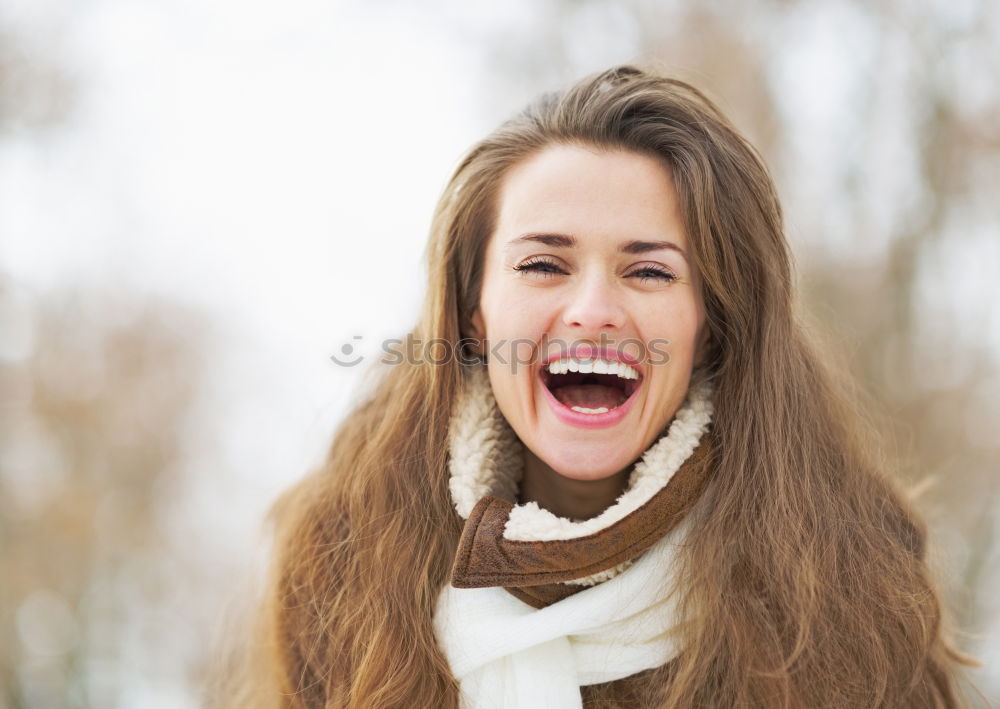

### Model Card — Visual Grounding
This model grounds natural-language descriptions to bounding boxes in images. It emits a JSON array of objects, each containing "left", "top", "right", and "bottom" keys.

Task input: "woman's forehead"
[{"left": 491, "top": 144, "right": 689, "bottom": 255}]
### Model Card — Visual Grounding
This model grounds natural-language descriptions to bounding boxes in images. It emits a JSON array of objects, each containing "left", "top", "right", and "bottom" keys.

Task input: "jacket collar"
[{"left": 446, "top": 364, "right": 716, "bottom": 608}]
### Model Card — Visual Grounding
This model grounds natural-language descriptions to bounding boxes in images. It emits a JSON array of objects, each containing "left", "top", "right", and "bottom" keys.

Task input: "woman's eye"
[
  {"left": 513, "top": 259, "right": 677, "bottom": 284},
  {"left": 513, "top": 258, "right": 566, "bottom": 278},
  {"left": 628, "top": 265, "right": 677, "bottom": 283}
]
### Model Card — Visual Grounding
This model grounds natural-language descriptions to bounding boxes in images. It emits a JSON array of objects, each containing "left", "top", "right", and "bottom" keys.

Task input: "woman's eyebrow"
[
  {"left": 506, "top": 233, "right": 687, "bottom": 261},
  {"left": 506, "top": 233, "right": 575, "bottom": 249}
]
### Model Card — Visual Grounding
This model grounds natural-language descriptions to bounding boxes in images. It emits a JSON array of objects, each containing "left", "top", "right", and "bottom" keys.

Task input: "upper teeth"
[{"left": 546, "top": 358, "right": 639, "bottom": 379}]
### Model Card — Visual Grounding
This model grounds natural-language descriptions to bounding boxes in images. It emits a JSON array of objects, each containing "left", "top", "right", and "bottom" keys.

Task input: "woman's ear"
[
  {"left": 693, "top": 324, "right": 712, "bottom": 368},
  {"left": 467, "top": 308, "right": 486, "bottom": 355}
]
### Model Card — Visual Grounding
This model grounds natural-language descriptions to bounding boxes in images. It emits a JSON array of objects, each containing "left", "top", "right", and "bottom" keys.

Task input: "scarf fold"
[
  {"left": 434, "top": 520, "right": 694, "bottom": 709},
  {"left": 449, "top": 430, "right": 715, "bottom": 606},
  {"left": 433, "top": 363, "right": 716, "bottom": 708}
]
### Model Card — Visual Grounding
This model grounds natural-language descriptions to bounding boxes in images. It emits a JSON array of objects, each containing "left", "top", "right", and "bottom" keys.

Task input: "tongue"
[{"left": 552, "top": 384, "right": 624, "bottom": 409}]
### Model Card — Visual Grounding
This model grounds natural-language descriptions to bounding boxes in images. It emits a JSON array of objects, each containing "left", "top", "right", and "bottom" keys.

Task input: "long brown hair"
[{"left": 222, "top": 65, "right": 975, "bottom": 707}]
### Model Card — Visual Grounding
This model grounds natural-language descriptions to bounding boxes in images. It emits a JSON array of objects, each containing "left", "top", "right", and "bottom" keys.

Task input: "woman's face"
[{"left": 470, "top": 143, "right": 710, "bottom": 481}]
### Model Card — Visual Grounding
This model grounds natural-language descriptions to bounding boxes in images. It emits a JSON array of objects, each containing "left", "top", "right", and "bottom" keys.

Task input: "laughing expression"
[{"left": 470, "top": 143, "right": 709, "bottom": 481}]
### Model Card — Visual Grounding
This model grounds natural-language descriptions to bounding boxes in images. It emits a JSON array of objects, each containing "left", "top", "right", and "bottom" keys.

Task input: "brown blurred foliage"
[
  {"left": 0, "top": 27, "right": 76, "bottom": 137},
  {"left": 0, "top": 280, "right": 207, "bottom": 707}
]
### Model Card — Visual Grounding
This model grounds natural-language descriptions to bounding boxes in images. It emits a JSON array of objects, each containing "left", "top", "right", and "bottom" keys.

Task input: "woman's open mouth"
[{"left": 538, "top": 356, "right": 643, "bottom": 429}]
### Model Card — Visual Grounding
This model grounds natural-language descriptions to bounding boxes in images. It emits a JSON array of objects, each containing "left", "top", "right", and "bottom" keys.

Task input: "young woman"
[{"left": 244, "top": 65, "right": 973, "bottom": 707}]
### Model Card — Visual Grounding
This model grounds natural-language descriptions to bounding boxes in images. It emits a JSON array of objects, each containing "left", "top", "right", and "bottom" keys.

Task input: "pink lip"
[{"left": 537, "top": 343, "right": 644, "bottom": 430}]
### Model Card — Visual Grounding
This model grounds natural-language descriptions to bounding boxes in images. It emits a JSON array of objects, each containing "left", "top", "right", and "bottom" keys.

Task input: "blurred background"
[{"left": 1, "top": 0, "right": 997, "bottom": 706}]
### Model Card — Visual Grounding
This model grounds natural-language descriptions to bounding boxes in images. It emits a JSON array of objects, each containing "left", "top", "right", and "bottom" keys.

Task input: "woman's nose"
[{"left": 561, "top": 274, "right": 626, "bottom": 332}]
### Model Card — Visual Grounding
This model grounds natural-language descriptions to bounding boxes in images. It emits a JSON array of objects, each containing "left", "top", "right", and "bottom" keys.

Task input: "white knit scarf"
[{"left": 433, "top": 365, "right": 715, "bottom": 709}]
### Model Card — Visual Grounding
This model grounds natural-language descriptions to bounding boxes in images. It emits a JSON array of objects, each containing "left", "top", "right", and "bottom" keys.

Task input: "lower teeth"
[
  {"left": 570, "top": 406, "right": 609, "bottom": 414},
  {"left": 568, "top": 395, "right": 628, "bottom": 415}
]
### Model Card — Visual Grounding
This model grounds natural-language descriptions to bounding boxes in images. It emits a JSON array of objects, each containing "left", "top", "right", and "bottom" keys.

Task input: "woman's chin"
[{"left": 530, "top": 444, "right": 636, "bottom": 482}]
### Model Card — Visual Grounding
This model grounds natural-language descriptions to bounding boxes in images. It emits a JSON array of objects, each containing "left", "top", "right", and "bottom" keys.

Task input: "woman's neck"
[{"left": 518, "top": 448, "right": 632, "bottom": 521}]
